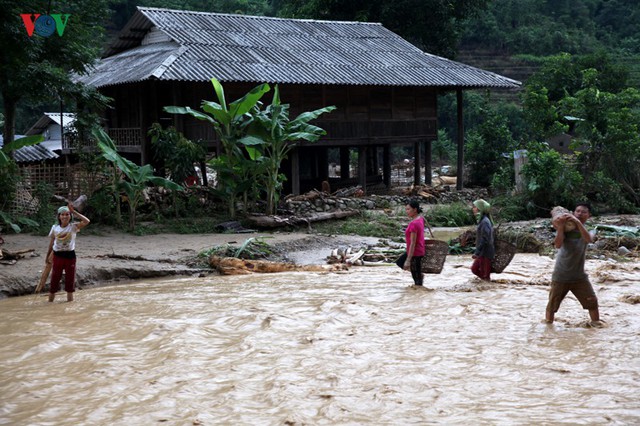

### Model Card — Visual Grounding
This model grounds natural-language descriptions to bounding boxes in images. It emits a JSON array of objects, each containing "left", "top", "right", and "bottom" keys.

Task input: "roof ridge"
[
  {"left": 137, "top": 6, "right": 382, "bottom": 26},
  {"left": 85, "top": 7, "right": 522, "bottom": 89}
]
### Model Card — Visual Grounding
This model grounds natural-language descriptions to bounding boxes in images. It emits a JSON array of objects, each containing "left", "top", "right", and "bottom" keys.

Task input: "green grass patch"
[
  {"left": 198, "top": 237, "right": 275, "bottom": 260},
  {"left": 311, "top": 210, "right": 402, "bottom": 239},
  {"left": 132, "top": 216, "right": 224, "bottom": 235},
  {"left": 427, "top": 203, "right": 476, "bottom": 227}
]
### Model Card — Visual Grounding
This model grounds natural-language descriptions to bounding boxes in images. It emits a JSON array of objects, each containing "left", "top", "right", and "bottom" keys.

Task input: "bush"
[
  {"left": 312, "top": 210, "right": 401, "bottom": 238},
  {"left": 87, "top": 187, "right": 119, "bottom": 226},
  {"left": 490, "top": 164, "right": 516, "bottom": 195},
  {"left": 0, "top": 161, "right": 19, "bottom": 210},
  {"left": 432, "top": 129, "right": 457, "bottom": 165},
  {"left": 491, "top": 194, "right": 538, "bottom": 222},
  {"left": 427, "top": 203, "right": 476, "bottom": 227},
  {"left": 585, "top": 171, "right": 637, "bottom": 214},
  {"left": 521, "top": 144, "right": 584, "bottom": 213}
]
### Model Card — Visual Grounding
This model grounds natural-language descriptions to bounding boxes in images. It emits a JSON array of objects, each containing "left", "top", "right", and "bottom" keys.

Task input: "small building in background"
[
  {"left": 25, "top": 112, "right": 76, "bottom": 154},
  {"left": 0, "top": 134, "right": 59, "bottom": 164}
]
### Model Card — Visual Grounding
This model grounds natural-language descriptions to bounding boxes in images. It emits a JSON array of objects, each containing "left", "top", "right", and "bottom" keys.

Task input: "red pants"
[
  {"left": 471, "top": 256, "right": 492, "bottom": 281},
  {"left": 50, "top": 255, "right": 76, "bottom": 293}
]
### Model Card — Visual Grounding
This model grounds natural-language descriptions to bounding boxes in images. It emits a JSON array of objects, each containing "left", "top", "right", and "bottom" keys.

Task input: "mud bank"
[{"left": 0, "top": 230, "right": 378, "bottom": 298}]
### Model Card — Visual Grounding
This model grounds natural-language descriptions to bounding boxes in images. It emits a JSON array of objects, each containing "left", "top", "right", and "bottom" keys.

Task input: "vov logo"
[{"left": 20, "top": 13, "right": 71, "bottom": 37}]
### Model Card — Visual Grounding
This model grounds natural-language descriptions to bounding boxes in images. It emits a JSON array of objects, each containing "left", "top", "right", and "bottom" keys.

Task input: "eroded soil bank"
[
  {"left": 0, "top": 230, "right": 378, "bottom": 298},
  {"left": 1, "top": 214, "right": 638, "bottom": 298}
]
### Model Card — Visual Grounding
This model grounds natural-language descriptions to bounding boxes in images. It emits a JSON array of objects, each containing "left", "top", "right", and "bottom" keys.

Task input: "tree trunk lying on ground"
[
  {"left": 245, "top": 210, "right": 359, "bottom": 228},
  {"left": 209, "top": 256, "right": 349, "bottom": 275},
  {"left": 0, "top": 248, "right": 35, "bottom": 260},
  {"left": 51, "top": 194, "right": 88, "bottom": 212}
]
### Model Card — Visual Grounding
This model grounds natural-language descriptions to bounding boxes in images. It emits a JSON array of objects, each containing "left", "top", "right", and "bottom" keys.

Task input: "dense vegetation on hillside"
[
  {"left": 6, "top": 0, "right": 639, "bottom": 131},
  {"left": 462, "top": 0, "right": 640, "bottom": 57},
  {"left": 458, "top": 0, "right": 640, "bottom": 86}
]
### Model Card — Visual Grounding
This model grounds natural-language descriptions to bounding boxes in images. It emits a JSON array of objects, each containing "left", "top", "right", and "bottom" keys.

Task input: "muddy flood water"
[{"left": 2, "top": 253, "right": 640, "bottom": 425}]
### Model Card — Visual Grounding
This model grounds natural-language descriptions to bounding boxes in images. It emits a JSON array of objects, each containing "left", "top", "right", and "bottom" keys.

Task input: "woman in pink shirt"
[{"left": 396, "top": 200, "right": 434, "bottom": 286}]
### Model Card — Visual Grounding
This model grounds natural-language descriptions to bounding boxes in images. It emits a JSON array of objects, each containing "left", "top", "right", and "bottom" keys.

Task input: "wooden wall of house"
[
  {"left": 281, "top": 84, "right": 438, "bottom": 146},
  {"left": 165, "top": 82, "right": 438, "bottom": 147},
  {"left": 102, "top": 81, "right": 438, "bottom": 190},
  {"left": 170, "top": 82, "right": 438, "bottom": 192},
  {"left": 104, "top": 80, "right": 437, "bottom": 151}
]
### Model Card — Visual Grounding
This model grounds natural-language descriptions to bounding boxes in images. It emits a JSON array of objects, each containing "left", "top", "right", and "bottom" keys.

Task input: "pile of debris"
[
  {"left": 209, "top": 255, "right": 349, "bottom": 275},
  {"left": 0, "top": 241, "right": 35, "bottom": 265},
  {"left": 325, "top": 244, "right": 404, "bottom": 266},
  {"left": 402, "top": 183, "right": 489, "bottom": 205}
]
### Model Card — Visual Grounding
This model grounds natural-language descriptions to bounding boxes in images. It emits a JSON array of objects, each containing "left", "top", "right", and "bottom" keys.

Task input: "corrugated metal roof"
[
  {"left": 81, "top": 7, "right": 520, "bottom": 89},
  {"left": 0, "top": 135, "right": 59, "bottom": 163},
  {"left": 25, "top": 113, "right": 76, "bottom": 135},
  {"left": 13, "top": 144, "right": 59, "bottom": 163}
]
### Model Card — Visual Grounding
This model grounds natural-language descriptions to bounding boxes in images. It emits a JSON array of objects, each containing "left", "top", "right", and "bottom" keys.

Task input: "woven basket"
[
  {"left": 491, "top": 240, "right": 517, "bottom": 273},
  {"left": 421, "top": 239, "right": 449, "bottom": 274}
]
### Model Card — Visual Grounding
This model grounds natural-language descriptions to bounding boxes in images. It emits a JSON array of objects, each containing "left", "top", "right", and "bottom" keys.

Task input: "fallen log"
[
  {"left": 209, "top": 256, "right": 349, "bottom": 275},
  {"left": 436, "top": 176, "right": 457, "bottom": 186},
  {"left": 1, "top": 248, "right": 35, "bottom": 260},
  {"left": 97, "top": 253, "right": 175, "bottom": 263},
  {"left": 333, "top": 186, "right": 363, "bottom": 197},
  {"left": 246, "top": 210, "right": 359, "bottom": 228},
  {"left": 284, "top": 189, "right": 324, "bottom": 202},
  {"left": 51, "top": 194, "right": 88, "bottom": 212},
  {"left": 362, "top": 260, "right": 395, "bottom": 266},
  {"left": 346, "top": 249, "right": 365, "bottom": 265}
]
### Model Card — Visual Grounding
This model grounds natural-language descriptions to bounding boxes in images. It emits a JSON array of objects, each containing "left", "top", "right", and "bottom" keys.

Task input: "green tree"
[
  {"left": 431, "top": 129, "right": 456, "bottom": 166},
  {"left": 522, "top": 57, "right": 640, "bottom": 210},
  {"left": 561, "top": 70, "right": 640, "bottom": 207},
  {"left": 464, "top": 105, "right": 517, "bottom": 187},
  {"left": 521, "top": 142, "right": 584, "bottom": 213},
  {"left": 93, "top": 128, "right": 184, "bottom": 231},
  {"left": 149, "top": 123, "right": 206, "bottom": 185},
  {"left": 272, "top": 0, "right": 489, "bottom": 57},
  {"left": 0, "top": 0, "right": 109, "bottom": 147},
  {"left": 165, "top": 78, "right": 270, "bottom": 218},
  {"left": 243, "top": 85, "right": 335, "bottom": 215},
  {"left": 149, "top": 123, "right": 207, "bottom": 217}
]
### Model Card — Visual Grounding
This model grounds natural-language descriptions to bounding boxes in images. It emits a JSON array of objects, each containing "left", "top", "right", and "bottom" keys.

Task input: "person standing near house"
[
  {"left": 545, "top": 203, "right": 601, "bottom": 325},
  {"left": 46, "top": 203, "right": 90, "bottom": 302},
  {"left": 396, "top": 200, "right": 434, "bottom": 286},
  {"left": 471, "top": 199, "right": 495, "bottom": 281}
]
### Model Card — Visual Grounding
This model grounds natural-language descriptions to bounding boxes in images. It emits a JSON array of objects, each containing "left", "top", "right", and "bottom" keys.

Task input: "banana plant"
[
  {"left": 165, "top": 78, "right": 270, "bottom": 218},
  {"left": 243, "top": 85, "right": 336, "bottom": 215},
  {"left": 93, "top": 128, "right": 183, "bottom": 231}
]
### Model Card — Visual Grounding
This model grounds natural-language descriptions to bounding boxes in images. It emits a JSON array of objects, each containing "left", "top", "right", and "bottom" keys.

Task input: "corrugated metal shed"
[
  {"left": 0, "top": 135, "right": 59, "bottom": 163},
  {"left": 79, "top": 7, "right": 520, "bottom": 89},
  {"left": 25, "top": 113, "right": 76, "bottom": 136}
]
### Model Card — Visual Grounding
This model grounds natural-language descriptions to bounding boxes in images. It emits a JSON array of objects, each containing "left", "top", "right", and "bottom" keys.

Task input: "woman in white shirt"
[{"left": 46, "top": 203, "right": 90, "bottom": 302}]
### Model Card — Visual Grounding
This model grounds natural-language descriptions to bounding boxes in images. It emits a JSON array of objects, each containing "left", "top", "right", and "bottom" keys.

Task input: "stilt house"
[{"left": 78, "top": 7, "right": 520, "bottom": 194}]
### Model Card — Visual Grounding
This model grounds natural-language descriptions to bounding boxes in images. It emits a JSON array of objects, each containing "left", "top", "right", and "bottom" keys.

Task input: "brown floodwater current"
[{"left": 1, "top": 253, "right": 639, "bottom": 425}]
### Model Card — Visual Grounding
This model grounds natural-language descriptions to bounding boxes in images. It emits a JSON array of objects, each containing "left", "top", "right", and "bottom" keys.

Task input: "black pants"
[{"left": 396, "top": 253, "right": 424, "bottom": 285}]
